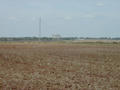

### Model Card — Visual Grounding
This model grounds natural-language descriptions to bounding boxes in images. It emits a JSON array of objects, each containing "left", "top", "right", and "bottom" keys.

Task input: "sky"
[{"left": 0, "top": 0, "right": 120, "bottom": 37}]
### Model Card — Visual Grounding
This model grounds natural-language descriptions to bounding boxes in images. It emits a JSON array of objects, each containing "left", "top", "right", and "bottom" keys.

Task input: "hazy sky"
[{"left": 0, "top": 0, "right": 120, "bottom": 37}]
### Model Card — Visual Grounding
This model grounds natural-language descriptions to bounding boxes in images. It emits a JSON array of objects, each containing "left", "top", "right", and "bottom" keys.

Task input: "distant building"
[{"left": 52, "top": 34, "right": 61, "bottom": 39}]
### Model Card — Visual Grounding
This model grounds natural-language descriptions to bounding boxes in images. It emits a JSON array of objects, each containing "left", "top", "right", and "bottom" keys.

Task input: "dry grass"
[{"left": 0, "top": 42, "right": 120, "bottom": 90}]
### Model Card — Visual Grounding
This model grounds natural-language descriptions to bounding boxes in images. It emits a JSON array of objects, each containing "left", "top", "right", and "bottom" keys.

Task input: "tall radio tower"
[{"left": 39, "top": 17, "right": 41, "bottom": 40}]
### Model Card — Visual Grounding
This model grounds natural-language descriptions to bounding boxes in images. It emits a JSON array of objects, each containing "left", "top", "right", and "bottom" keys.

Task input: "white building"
[{"left": 52, "top": 34, "right": 61, "bottom": 39}]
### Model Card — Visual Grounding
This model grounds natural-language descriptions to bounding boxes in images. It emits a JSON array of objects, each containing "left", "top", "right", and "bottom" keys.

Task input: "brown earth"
[{"left": 0, "top": 43, "right": 120, "bottom": 90}]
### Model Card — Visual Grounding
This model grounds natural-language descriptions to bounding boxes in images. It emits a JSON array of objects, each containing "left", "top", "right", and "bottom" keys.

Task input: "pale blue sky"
[{"left": 0, "top": 0, "right": 120, "bottom": 37}]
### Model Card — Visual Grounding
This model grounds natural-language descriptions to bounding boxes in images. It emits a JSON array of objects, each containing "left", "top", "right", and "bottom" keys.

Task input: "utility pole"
[{"left": 39, "top": 17, "right": 41, "bottom": 41}]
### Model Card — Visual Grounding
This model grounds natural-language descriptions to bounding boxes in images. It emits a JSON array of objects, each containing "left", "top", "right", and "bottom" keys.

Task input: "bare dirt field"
[{"left": 0, "top": 42, "right": 120, "bottom": 90}]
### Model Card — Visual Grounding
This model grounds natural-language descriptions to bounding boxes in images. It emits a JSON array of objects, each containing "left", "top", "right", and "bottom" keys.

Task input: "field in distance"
[{"left": 0, "top": 42, "right": 120, "bottom": 90}]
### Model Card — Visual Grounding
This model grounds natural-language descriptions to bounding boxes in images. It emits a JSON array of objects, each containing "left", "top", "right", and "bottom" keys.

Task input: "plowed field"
[{"left": 0, "top": 43, "right": 120, "bottom": 90}]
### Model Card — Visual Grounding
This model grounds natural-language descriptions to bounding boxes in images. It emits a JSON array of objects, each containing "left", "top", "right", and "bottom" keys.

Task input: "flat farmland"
[{"left": 0, "top": 42, "right": 120, "bottom": 90}]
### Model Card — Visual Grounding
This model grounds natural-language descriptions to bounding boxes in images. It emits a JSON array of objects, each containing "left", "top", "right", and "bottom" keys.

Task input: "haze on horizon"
[{"left": 0, "top": 0, "right": 120, "bottom": 37}]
